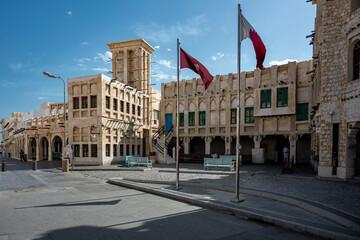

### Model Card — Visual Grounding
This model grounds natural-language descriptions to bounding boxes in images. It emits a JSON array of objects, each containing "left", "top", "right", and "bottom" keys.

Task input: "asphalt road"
[{"left": 0, "top": 158, "right": 319, "bottom": 240}]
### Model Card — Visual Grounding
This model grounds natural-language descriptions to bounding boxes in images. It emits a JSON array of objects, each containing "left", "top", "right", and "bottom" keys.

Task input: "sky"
[{"left": 0, "top": 0, "right": 316, "bottom": 132}]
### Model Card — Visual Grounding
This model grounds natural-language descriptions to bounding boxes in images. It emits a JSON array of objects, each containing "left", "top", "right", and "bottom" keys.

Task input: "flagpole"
[
  {"left": 176, "top": 38, "right": 180, "bottom": 190},
  {"left": 234, "top": 3, "right": 242, "bottom": 203}
]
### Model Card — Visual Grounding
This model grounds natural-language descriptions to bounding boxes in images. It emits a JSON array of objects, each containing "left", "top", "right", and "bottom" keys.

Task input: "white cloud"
[
  {"left": 80, "top": 41, "right": 89, "bottom": 46},
  {"left": 10, "top": 63, "right": 23, "bottom": 71},
  {"left": 171, "top": 76, "right": 177, "bottom": 80},
  {"left": 154, "top": 45, "right": 160, "bottom": 49},
  {"left": 38, "top": 97, "right": 49, "bottom": 100},
  {"left": 94, "top": 51, "right": 112, "bottom": 63},
  {"left": 152, "top": 72, "right": 170, "bottom": 82},
  {"left": 158, "top": 60, "right": 176, "bottom": 69},
  {"left": 211, "top": 52, "right": 225, "bottom": 61},
  {"left": 269, "top": 59, "right": 297, "bottom": 66},
  {"left": 91, "top": 68, "right": 110, "bottom": 72},
  {"left": 133, "top": 15, "right": 208, "bottom": 43},
  {"left": 167, "top": 48, "right": 171, "bottom": 51},
  {"left": 74, "top": 58, "right": 90, "bottom": 63},
  {"left": 67, "top": 11, "right": 72, "bottom": 16}
]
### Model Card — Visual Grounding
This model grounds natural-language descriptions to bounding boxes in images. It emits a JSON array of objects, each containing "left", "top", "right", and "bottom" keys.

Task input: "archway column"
[
  {"left": 289, "top": 135, "right": 298, "bottom": 165},
  {"left": 183, "top": 137, "right": 190, "bottom": 154},
  {"left": 225, "top": 137, "right": 231, "bottom": 155},
  {"left": 252, "top": 135, "right": 264, "bottom": 164},
  {"left": 205, "top": 137, "right": 211, "bottom": 155},
  {"left": 48, "top": 134, "right": 52, "bottom": 161},
  {"left": 35, "top": 135, "right": 40, "bottom": 161}
]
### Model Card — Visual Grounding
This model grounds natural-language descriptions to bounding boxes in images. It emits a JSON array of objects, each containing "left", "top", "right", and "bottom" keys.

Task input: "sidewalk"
[{"left": 108, "top": 178, "right": 360, "bottom": 240}]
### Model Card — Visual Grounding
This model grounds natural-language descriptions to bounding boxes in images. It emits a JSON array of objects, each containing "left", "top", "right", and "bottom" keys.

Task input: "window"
[
  {"left": 113, "top": 99, "right": 118, "bottom": 111},
  {"left": 91, "top": 144, "right": 97, "bottom": 157},
  {"left": 106, "top": 96, "right": 110, "bottom": 109},
  {"left": 81, "top": 97, "right": 88, "bottom": 109},
  {"left": 137, "top": 106, "right": 141, "bottom": 116},
  {"left": 120, "top": 145, "right": 124, "bottom": 156},
  {"left": 354, "top": 42, "right": 360, "bottom": 80},
  {"left": 106, "top": 144, "right": 110, "bottom": 157},
  {"left": 73, "top": 97, "right": 79, "bottom": 109},
  {"left": 74, "top": 144, "right": 80, "bottom": 157},
  {"left": 277, "top": 88, "right": 288, "bottom": 107},
  {"left": 189, "top": 112, "right": 195, "bottom": 126},
  {"left": 132, "top": 104, "right": 135, "bottom": 115},
  {"left": 179, "top": 113, "right": 184, "bottom": 127},
  {"left": 296, "top": 103, "right": 308, "bottom": 121},
  {"left": 126, "top": 102, "right": 130, "bottom": 114},
  {"left": 261, "top": 90, "right": 271, "bottom": 108},
  {"left": 245, "top": 107, "right": 254, "bottom": 123},
  {"left": 113, "top": 144, "right": 117, "bottom": 157},
  {"left": 82, "top": 144, "right": 89, "bottom": 157},
  {"left": 199, "top": 111, "right": 206, "bottom": 126},
  {"left": 90, "top": 96, "right": 97, "bottom": 108},
  {"left": 231, "top": 108, "right": 237, "bottom": 124},
  {"left": 154, "top": 110, "right": 159, "bottom": 120},
  {"left": 120, "top": 101, "right": 124, "bottom": 112}
]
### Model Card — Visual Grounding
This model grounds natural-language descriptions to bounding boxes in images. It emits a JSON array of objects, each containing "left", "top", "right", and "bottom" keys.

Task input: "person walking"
[
  {"left": 283, "top": 145, "right": 289, "bottom": 163},
  {"left": 20, "top": 149, "right": 25, "bottom": 162},
  {"left": 2, "top": 149, "right": 6, "bottom": 159}
]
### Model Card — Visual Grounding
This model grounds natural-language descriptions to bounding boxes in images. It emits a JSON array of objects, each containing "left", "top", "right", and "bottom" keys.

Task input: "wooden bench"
[
  {"left": 125, "top": 155, "right": 140, "bottom": 167},
  {"left": 204, "top": 158, "right": 235, "bottom": 171},
  {"left": 127, "top": 157, "right": 152, "bottom": 168}
]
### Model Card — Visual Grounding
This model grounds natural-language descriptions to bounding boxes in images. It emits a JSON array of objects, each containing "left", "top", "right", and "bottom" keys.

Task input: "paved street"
[{"left": 0, "top": 158, "right": 320, "bottom": 240}]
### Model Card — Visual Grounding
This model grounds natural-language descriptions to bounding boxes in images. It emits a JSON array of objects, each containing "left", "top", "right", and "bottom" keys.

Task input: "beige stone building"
[
  {"left": 160, "top": 61, "right": 313, "bottom": 165},
  {"left": 1, "top": 39, "right": 160, "bottom": 165},
  {"left": 310, "top": 0, "right": 360, "bottom": 179}
]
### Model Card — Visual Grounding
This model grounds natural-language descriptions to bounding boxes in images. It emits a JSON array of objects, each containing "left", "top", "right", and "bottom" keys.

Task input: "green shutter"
[
  {"left": 231, "top": 109, "right": 237, "bottom": 124},
  {"left": 189, "top": 112, "right": 195, "bottom": 126},
  {"left": 245, "top": 107, "right": 254, "bottom": 123},
  {"left": 261, "top": 90, "right": 271, "bottom": 109},
  {"left": 277, "top": 88, "right": 288, "bottom": 107},
  {"left": 296, "top": 103, "right": 308, "bottom": 121},
  {"left": 199, "top": 111, "right": 206, "bottom": 126},
  {"left": 180, "top": 113, "right": 184, "bottom": 127}
]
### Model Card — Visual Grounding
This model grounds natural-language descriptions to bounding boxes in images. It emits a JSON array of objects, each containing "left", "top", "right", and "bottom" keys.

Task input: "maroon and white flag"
[
  {"left": 180, "top": 48, "right": 214, "bottom": 90},
  {"left": 241, "top": 14, "right": 266, "bottom": 69}
]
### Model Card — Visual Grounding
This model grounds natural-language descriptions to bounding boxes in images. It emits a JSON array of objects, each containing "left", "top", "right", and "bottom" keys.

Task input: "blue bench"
[
  {"left": 204, "top": 158, "right": 235, "bottom": 171},
  {"left": 125, "top": 155, "right": 140, "bottom": 167},
  {"left": 220, "top": 155, "right": 242, "bottom": 166},
  {"left": 127, "top": 157, "right": 152, "bottom": 168}
]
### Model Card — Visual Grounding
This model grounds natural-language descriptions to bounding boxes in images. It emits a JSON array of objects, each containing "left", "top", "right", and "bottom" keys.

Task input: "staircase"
[{"left": 151, "top": 125, "right": 175, "bottom": 164}]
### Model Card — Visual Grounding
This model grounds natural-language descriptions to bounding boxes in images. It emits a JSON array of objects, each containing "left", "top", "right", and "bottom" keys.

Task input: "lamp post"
[{"left": 43, "top": 71, "right": 68, "bottom": 171}]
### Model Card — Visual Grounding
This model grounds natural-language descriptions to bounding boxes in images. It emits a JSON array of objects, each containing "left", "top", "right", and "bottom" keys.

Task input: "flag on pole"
[
  {"left": 241, "top": 14, "right": 266, "bottom": 69},
  {"left": 180, "top": 48, "right": 214, "bottom": 89}
]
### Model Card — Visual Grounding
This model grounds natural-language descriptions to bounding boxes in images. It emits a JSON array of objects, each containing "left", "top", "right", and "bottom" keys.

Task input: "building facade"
[
  {"left": 161, "top": 61, "right": 313, "bottom": 165},
  {"left": 310, "top": 0, "right": 360, "bottom": 179},
  {"left": 1, "top": 39, "right": 160, "bottom": 165}
]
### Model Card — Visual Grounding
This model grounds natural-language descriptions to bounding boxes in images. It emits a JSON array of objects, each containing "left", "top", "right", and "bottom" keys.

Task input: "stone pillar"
[
  {"left": 48, "top": 136, "right": 52, "bottom": 161},
  {"left": 35, "top": 135, "right": 40, "bottom": 161},
  {"left": 225, "top": 137, "right": 231, "bottom": 155},
  {"left": 184, "top": 137, "right": 190, "bottom": 154},
  {"left": 289, "top": 135, "right": 297, "bottom": 165},
  {"left": 205, "top": 137, "right": 211, "bottom": 155},
  {"left": 252, "top": 135, "right": 264, "bottom": 164}
]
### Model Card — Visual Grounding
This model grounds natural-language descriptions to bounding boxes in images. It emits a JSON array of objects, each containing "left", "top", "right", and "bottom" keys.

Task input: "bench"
[
  {"left": 127, "top": 157, "right": 152, "bottom": 168},
  {"left": 204, "top": 158, "right": 235, "bottom": 171},
  {"left": 125, "top": 155, "right": 140, "bottom": 167},
  {"left": 220, "top": 155, "right": 242, "bottom": 166}
]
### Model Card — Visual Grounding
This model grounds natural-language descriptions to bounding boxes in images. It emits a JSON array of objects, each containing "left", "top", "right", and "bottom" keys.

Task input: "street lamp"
[{"left": 43, "top": 71, "right": 68, "bottom": 170}]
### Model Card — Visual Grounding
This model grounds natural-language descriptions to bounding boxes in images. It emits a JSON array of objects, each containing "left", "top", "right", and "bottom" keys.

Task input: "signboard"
[{"left": 65, "top": 145, "right": 72, "bottom": 155}]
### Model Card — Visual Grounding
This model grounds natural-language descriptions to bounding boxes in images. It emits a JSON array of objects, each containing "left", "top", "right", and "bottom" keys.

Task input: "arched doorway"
[
  {"left": 231, "top": 136, "right": 254, "bottom": 163},
  {"left": 39, "top": 137, "right": 49, "bottom": 160},
  {"left": 189, "top": 137, "right": 205, "bottom": 155},
  {"left": 28, "top": 138, "right": 36, "bottom": 160},
  {"left": 52, "top": 136, "right": 63, "bottom": 160},
  {"left": 210, "top": 137, "right": 225, "bottom": 155},
  {"left": 296, "top": 134, "right": 311, "bottom": 165},
  {"left": 260, "top": 135, "right": 289, "bottom": 163}
]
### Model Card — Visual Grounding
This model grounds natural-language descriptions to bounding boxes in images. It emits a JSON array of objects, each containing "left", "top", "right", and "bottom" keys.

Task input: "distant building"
[
  {"left": 160, "top": 61, "right": 313, "bottom": 165},
  {"left": 310, "top": 0, "right": 360, "bottom": 179},
  {"left": 1, "top": 39, "right": 160, "bottom": 165}
]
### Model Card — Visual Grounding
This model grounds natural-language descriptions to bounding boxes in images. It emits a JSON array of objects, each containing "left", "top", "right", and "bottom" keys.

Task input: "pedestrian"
[
  {"left": 211, "top": 152, "right": 219, "bottom": 159},
  {"left": 20, "top": 149, "right": 25, "bottom": 162},
  {"left": 2, "top": 149, "right": 6, "bottom": 159},
  {"left": 283, "top": 145, "right": 289, "bottom": 162}
]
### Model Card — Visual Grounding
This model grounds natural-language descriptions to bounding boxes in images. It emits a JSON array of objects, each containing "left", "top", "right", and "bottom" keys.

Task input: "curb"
[
  {"left": 158, "top": 169, "right": 236, "bottom": 175},
  {"left": 121, "top": 178, "right": 360, "bottom": 231},
  {"left": 69, "top": 168, "right": 145, "bottom": 172},
  {"left": 108, "top": 179, "right": 360, "bottom": 240}
]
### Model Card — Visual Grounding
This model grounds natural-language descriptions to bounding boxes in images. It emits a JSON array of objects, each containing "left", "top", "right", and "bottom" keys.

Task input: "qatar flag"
[
  {"left": 241, "top": 14, "right": 266, "bottom": 69},
  {"left": 180, "top": 48, "right": 214, "bottom": 90}
]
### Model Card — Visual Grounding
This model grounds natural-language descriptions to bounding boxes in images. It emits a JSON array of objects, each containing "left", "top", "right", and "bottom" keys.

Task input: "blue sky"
[{"left": 0, "top": 0, "right": 316, "bottom": 127}]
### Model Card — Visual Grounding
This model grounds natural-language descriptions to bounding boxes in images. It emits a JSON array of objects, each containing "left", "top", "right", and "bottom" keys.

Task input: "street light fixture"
[{"left": 43, "top": 71, "right": 68, "bottom": 169}]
